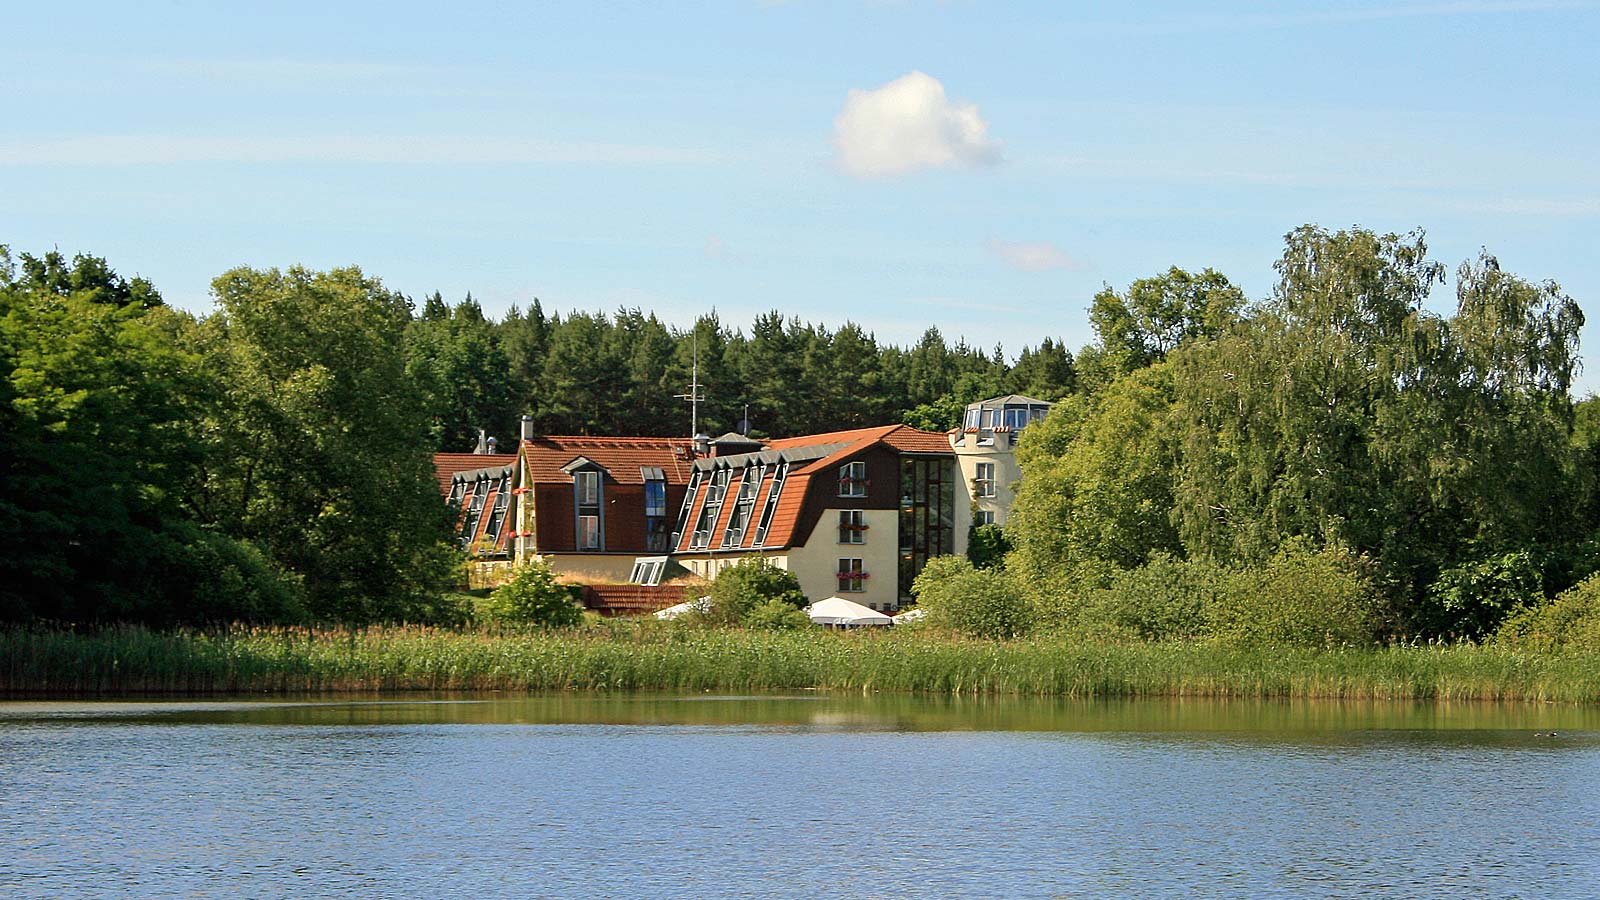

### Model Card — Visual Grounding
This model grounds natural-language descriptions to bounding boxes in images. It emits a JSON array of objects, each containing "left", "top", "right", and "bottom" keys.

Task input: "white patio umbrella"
[
  {"left": 653, "top": 596, "right": 711, "bottom": 620},
  {"left": 805, "top": 596, "right": 893, "bottom": 627}
]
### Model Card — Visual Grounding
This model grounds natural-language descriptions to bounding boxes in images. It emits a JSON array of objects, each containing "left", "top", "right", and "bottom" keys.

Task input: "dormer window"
[
  {"left": 574, "top": 470, "right": 603, "bottom": 550},
  {"left": 839, "top": 461, "right": 867, "bottom": 498}
]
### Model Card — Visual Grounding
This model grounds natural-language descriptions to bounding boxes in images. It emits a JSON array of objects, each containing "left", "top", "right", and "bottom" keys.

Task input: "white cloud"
[
  {"left": 832, "top": 71, "right": 1000, "bottom": 178},
  {"left": 0, "top": 135, "right": 725, "bottom": 167},
  {"left": 986, "top": 239, "right": 1082, "bottom": 273}
]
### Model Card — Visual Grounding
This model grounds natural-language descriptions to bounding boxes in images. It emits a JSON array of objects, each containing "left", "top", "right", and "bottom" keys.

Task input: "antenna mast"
[{"left": 674, "top": 330, "right": 706, "bottom": 439}]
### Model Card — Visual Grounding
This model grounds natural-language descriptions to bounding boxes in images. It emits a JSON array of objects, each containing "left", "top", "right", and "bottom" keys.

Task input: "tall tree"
[
  {"left": 1007, "top": 339, "right": 1077, "bottom": 400},
  {"left": 405, "top": 295, "right": 517, "bottom": 452},
  {"left": 1086, "top": 266, "right": 1244, "bottom": 384},
  {"left": 197, "top": 265, "right": 457, "bottom": 623}
]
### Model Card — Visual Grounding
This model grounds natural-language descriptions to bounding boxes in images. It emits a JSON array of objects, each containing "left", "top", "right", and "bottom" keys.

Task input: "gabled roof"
[
  {"left": 433, "top": 453, "right": 517, "bottom": 496},
  {"left": 521, "top": 435, "right": 696, "bottom": 485}
]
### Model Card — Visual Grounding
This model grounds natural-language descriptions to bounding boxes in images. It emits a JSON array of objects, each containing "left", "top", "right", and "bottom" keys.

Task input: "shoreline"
[{"left": 5, "top": 625, "right": 1597, "bottom": 702}]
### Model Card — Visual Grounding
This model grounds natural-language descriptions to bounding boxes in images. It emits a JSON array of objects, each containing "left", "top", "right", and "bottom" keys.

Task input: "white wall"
[{"left": 789, "top": 508, "right": 902, "bottom": 610}]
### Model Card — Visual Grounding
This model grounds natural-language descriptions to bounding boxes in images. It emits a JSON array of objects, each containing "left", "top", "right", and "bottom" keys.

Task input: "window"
[
  {"left": 446, "top": 481, "right": 465, "bottom": 508},
  {"left": 975, "top": 462, "right": 996, "bottom": 498},
  {"left": 839, "top": 461, "right": 867, "bottom": 497},
  {"left": 722, "top": 465, "right": 760, "bottom": 548},
  {"left": 574, "top": 470, "right": 602, "bottom": 550},
  {"left": 838, "top": 510, "right": 866, "bottom": 544},
  {"left": 739, "top": 465, "right": 762, "bottom": 501},
  {"left": 629, "top": 557, "right": 667, "bottom": 586},
  {"left": 899, "top": 457, "right": 956, "bottom": 602},
  {"left": 692, "top": 469, "right": 729, "bottom": 550},
  {"left": 752, "top": 462, "right": 787, "bottom": 546},
  {"left": 460, "top": 476, "right": 489, "bottom": 546},
  {"left": 644, "top": 476, "right": 669, "bottom": 552},
  {"left": 670, "top": 470, "right": 702, "bottom": 549},
  {"left": 578, "top": 515, "right": 601, "bottom": 550},
  {"left": 837, "top": 558, "right": 865, "bottom": 592},
  {"left": 484, "top": 475, "right": 511, "bottom": 544},
  {"left": 1003, "top": 407, "right": 1029, "bottom": 430},
  {"left": 644, "top": 478, "right": 667, "bottom": 517},
  {"left": 963, "top": 408, "right": 981, "bottom": 430},
  {"left": 974, "top": 510, "right": 995, "bottom": 527}
]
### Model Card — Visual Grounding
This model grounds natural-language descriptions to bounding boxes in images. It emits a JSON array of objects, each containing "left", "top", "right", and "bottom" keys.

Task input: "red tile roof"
[
  {"left": 521, "top": 436, "right": 697, "bottom": 485},
  {"left": 433, "top": 453, "right": 517, "bottom": 496},
  {"left": 678, "top": 424, "right": 953, "bottom": 550}
]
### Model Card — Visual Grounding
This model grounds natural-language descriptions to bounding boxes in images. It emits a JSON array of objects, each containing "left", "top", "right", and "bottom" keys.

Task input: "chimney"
[
  {"left": 521, "top": 415, "right": 535, "bottom": 442},
  {"left": 693, "top": 432, "right": 711, "bottom": 458},
  {"left": 486, "top": 436, "right": 498, "bottom": 453},
  {"left": 473, "top": 429, "right": 489, "bottom": 454}
]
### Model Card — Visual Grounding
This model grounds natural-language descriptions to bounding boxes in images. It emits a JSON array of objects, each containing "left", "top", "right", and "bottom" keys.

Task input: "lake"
[{"left": 3, "top": 693, "right": 1598, "bottom": 899}]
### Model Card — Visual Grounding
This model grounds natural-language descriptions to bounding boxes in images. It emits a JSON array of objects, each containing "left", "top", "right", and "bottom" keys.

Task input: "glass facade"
[{"left": 898, "top": 457, "right": 956, "bottom": 600}]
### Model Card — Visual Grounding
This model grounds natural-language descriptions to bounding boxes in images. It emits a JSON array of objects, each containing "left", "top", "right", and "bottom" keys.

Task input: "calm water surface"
[{"left": 3, "top": 693, "right": 1598, "bottom": 899}]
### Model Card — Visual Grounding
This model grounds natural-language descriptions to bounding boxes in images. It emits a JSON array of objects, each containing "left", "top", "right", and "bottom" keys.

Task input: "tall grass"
[{"left": 5, "top": 624, "right": 1600, "bottom": 701}]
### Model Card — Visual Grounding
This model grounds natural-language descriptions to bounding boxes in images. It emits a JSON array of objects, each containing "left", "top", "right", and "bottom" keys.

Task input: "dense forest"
[
  {"left": 405, "top": 293, "right": 1077, "bottom": 449},
  {"left": 4, "top": 226, "right": 1598, "bottom": 644}
]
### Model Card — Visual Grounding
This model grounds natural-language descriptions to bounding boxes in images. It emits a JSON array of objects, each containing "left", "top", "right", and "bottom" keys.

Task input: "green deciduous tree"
[
  {"left": 1008, "top": 361, "right": 1181, "bottom": 583},
  {"left": 195, "top": 265, "right": 459, "bottom": 623},
  {"left": 703, "top": 556, "right": 807, "bottom": 626},
  {"left": 479, "top": 560, "right": 582, "bottom": 627},
  {"left": 1088, "top": 266, "right": 1244, "bottom": 380}
]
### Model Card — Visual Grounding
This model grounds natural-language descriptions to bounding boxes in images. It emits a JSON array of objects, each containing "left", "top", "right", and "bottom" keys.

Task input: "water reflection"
[{"left": 4, "top": 692, "right": 1599, "bottom": 739}]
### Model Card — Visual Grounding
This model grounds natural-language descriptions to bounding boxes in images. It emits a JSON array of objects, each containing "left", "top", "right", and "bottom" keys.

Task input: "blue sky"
[{"left": 4, "top": 1, "right": 1598, "bottom": 386}]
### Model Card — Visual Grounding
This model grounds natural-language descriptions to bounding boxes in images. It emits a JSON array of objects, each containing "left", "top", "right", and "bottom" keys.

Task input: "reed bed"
[{"left": 5, "top": 624, "right": 1600, "bottom": 701}]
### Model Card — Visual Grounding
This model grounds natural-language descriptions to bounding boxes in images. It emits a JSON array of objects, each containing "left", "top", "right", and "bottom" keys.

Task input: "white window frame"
[
  {"left": 838, "top": 510, "right": 865, "bottom": 544},
  {"left": 975, "top": 462, "right": 996, "bottom": 498},
  {"left": 974, "top": 510, "right": 995, "bottom": 527},
  {"left": 839, "top": 461, "right": 867, "bottom": 498},
  {"left": 837, "top": 558, "right": 865, "bottom": 593}
]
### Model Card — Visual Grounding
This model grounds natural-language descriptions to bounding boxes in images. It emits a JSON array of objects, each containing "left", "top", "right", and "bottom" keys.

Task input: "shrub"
[
  {"left": 912, "top": 555, "right": 1033, "bottom": 639},
  {"left": 1496, "top": 572, "right": 1600, "bottom": 652},
  {"left": 743, "top": 598, "right": 813, "bottom": 630},
  {"left": 478, "top": 561, "right": 582, "bottom": 628},
  {"left": 1077, "top": 553, "right": 1225, "bottom": 642},
  {"left": 1210, "top": 539, "right": 1383, "bottom": 647},
  {"left": 172, "top": 530, "right": 306, "bottom": 625},
  {"left": 1426, "top": 549, "right": 1545, "bottom": 639},
  {"left": 967, "top": 524, "right": 1012, "bottom": 569},
  {"left": 704, "top": 557, "right": 807, "bottom": 627}
]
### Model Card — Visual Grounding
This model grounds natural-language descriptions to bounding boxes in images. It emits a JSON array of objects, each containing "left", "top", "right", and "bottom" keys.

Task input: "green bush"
[
  {"left": 1426, "top": 549, "right": 1545, "bottom": 639},
  {"left": 967, "top": 524, "right": 1012, "bottom": 569},
  {"left": 703, "top": 557, "right": 807, "bottom": 626},
  {"left": 1497, "top": 572, "right": 1600, "bottom": 652},
  {"left": 173, "top": 530, "right": 306, "bottom": 625},
  {"left": 478, "top": 562, "right": 582, "bottom": 628},
  {"left": 743, "top": 598, "right": 813, "bottom": 630},
  {"left": 912, "top": 556, "right": 1033, "bottom": 639},
  {"left": 1077, "top": 553, "right": 1224, "bottom": 642},
  {"left": 1210, "top": 539, "right": 1383, "bottom": 647}
]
